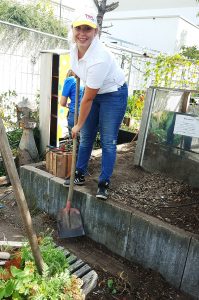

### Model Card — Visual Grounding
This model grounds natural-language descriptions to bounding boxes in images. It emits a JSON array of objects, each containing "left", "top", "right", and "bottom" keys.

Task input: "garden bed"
[
  {"left": 84, "top": 141, "right": 199, "bottom": 235},
  {"left": 33, "top": 140, "right": 199, "bottom": 235},
  {"left": 0, "top": 197, "right": 190, "bottom": 300},
  {"left": 1, "top": 140, "right": 198, "bottom": 299}
]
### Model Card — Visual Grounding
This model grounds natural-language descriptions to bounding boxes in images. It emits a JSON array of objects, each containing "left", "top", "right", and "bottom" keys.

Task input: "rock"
[{"left": 0, "top": 252, "right": 10, "bottom": 260}]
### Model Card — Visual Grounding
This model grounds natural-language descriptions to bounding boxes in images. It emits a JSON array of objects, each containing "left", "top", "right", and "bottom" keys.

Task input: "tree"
[
  {"left": 0, "top": 0, "right": 67, "bottom": 37},
  {"left": 180, "top": 46, "right": 199, "bottom": 60},
  {"left": 93, "top": 0, "right": 119, "bottom": 35}
]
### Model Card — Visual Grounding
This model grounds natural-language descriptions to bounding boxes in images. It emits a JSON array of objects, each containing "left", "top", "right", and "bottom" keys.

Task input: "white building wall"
[
  {"left": 103, "top": 17, "right": 180, "bottom": 54},
  {"left": 103, "top": 15, "right": 199, "bottom": 54},
  {"left": 174, "top": 18, "right": 199, "bottom": 52},
  {"left": 106, "top": 6, "right": 198, "bottom": 25}
]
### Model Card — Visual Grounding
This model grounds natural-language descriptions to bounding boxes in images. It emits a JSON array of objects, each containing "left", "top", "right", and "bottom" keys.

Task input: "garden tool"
[{"left": 57, "top": 76, "right": 85, "bottom": 238}]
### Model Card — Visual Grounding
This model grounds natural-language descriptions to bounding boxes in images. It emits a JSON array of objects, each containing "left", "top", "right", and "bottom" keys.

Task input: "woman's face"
[{"left": 72, "top": 25, "right": 97, "bottom": 51}]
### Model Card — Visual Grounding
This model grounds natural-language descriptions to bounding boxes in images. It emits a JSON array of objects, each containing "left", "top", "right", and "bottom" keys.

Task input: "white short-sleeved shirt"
[{"left": 70, "top": 37, "right": 125, "bottom": 94}]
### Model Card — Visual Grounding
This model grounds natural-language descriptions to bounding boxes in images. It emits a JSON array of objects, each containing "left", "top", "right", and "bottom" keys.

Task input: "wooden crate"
[{"left": 46, "top": 149, "right": 72, "bottom": 178}]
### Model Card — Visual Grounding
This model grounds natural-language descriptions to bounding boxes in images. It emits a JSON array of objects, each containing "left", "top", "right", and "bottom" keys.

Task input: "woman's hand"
[
  {"left": 72, "top": 124, "right": 81, "bottom": 139},
  {"left": 71, "top": 86, "right": 99, "bottom": 139}
]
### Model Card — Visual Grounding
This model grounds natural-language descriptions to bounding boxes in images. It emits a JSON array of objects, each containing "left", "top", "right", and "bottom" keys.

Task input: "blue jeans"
[
  {"left": 67, "top": 111, "right": 75, "bottom": 138},
  {"left": 76, "top": 83, "right": 128, "bottom": 183}
]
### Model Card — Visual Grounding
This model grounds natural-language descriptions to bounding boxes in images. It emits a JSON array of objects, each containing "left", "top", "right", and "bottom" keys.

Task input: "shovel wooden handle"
[
  {"left": 0, "top": 118, "right": 44, "bottom": 274},
  {"left": 67, "top": 76, "right": 80, "bottom": 204}
]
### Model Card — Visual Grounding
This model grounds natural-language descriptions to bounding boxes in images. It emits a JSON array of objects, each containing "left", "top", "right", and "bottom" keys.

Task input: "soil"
[
  {"left": 86, "top": 141, "right": 199, "bottom": 235},
  {"left": 0, "top": 191, "right": 191, "bottom": 299},
  {"left": 0, "top": 140, "right": 198, "bottom": 299}
]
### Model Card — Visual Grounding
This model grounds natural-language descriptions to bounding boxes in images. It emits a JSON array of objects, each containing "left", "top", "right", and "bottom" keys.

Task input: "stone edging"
[{"left": 20, "top": 164, "right": 199, "bottom": 299}]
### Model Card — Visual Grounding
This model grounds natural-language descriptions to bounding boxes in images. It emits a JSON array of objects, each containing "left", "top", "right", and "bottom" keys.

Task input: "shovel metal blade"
[{"left": 57, "top": 207, "right": 85, "bottom": 238}]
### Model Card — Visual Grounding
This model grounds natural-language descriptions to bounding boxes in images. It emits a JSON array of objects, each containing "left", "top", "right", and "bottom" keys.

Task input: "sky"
[
  {"left": 61, "top": 0, "right": 198, "bottom": 25},
  {"left": 62, "top": 0, "right": 95, "bottom": 10}
]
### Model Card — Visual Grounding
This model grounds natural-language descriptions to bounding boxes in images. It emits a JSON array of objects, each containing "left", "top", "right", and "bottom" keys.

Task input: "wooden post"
[
  {"left": 0, "top": 118, "right": 44, "bottom": 275},
  {"left": 180, "top": 91, "right": 191, "bottom": 113}
]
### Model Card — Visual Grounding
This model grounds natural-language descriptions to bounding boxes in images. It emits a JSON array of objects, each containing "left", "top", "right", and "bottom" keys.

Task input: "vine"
[{"left": 143, "top": 53, "right": 199, "bottom": 90}]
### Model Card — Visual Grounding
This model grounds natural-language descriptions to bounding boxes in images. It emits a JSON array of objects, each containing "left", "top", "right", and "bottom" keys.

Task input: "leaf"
[
  {"left": 112, "top": 288, "right": 117, "bottom": 294},
  {"left": 4, "top": 280, "right": 15, "bottom": 297},
  {"left": 0, "top": 288, "right": 5, "bottom": 300},
  {"left": 11, "top": 266, "right": 24, "bottom": 277},
  {"left": 107, "top": 279, "right": 114, "bottom": 289},
  {"left": 12, "top": 291, "right": 23, "bottom": 300}
]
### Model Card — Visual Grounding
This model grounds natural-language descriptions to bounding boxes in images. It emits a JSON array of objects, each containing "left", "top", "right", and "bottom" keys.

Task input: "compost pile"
[{"left": 87, "top": 141, "right": 199, "bottom": 235}]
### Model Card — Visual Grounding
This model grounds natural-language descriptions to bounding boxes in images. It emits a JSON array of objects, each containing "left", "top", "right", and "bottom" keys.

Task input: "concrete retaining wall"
[{"left": 20, "top": 164, "right": 199, "bottom": 299}]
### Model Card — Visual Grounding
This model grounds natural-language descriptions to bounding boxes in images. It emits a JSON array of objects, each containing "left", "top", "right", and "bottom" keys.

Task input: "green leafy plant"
[
  {"left": 149, "top": 111, "right": 181, "bottom": 146},
  {"left": 20, "top": 235, "right": 69, "bottom": 276},
  {"left": 144, "top": 53, "right": 199, "bottom": 90},
  {"left": 0, "top": 236, "right": 84, "bottom": 299},
  {"left": 180, "top": 46, "right": 199, "bottom": 60},
  {"left": 125, "top": 92, "right": 145, "bottom": 120},
  {"left": 123, "top": 91, "right": 145, "bottom": 132},
  {"left": 0, "top": 90, "right": 23, "bottom": 176},
  {"left": 107, "top": 279, "right": 117, "bottom": 295},
  {"left": 0, "top": 90, "right": 18, "bottom": 130},
  {"left": 106, "top": 273, "right": 131, "bottom": 296}
]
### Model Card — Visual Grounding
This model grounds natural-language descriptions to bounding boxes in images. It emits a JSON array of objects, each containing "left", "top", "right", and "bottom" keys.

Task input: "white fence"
[
  {"left": 0, "top": 20, "right": 199, "bottom": 108},
  {"left": 0, "top": 20, "right": 68, "bottom": 104}
]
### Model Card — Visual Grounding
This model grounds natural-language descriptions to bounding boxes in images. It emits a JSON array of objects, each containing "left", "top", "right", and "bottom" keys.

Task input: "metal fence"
[
  {"left": 0, "top": 20, "right": 199, "bottom": 110},
  {"left": 0, "top": 20, "right": 68, "bottom": 104},
  {"left": 106, "top": 42, "right": 199, "bottom": 94}
]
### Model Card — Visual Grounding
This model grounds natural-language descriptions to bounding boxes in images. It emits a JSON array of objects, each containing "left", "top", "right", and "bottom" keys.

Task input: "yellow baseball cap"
[{"left": 72, "top": 12, "right": 97, "bottom": 29}]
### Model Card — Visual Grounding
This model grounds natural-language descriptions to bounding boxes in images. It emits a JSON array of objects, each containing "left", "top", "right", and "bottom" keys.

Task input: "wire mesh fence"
[
  {"left": 0, "top": 20, "right": 199, "bottom": 112},
  {"left": 0, "top": 20, "right": 68, "bottom": 104},
  {"left": 107, "top": 42, "right": 199, "bottom": 94}
]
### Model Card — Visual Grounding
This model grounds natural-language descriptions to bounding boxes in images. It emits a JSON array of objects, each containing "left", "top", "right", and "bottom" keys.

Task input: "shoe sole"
[
  {"left": 63, "top": 182, "right": 85, "bottom": 187},
  {"left": 74, "top": 181, "right": 85, "bottom": 185},
  {"left": 96, "top": 194, "right": 108, "bottom": 200}
]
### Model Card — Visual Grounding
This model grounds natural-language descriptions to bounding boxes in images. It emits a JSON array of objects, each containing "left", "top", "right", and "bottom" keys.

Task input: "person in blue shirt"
[{"left": 60, "top": 69, "right": 84, "bottom": 137}]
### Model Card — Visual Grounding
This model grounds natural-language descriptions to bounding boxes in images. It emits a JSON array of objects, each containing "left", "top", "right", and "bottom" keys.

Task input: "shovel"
[{"left": 57, "top": 76, "right": 85, "bottom": 238}]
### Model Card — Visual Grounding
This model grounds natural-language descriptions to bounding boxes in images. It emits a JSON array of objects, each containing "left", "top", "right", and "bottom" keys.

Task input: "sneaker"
[
  {"left": 96, "top": 181, "right": 109, "bottom": 200},
  {"left": 74, "top": 170, "right": 85, "bottom": 185},
  {"left": 63, "top": 170, "right": 85, "bottom": 187}
]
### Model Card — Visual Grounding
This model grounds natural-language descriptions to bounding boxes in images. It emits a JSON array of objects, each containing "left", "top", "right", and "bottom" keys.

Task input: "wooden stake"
[{"left": 0, "top": 118, "right": 44, "bottom": 275}]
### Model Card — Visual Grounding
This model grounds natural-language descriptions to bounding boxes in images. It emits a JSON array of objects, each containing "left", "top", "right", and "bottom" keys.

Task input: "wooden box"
[{"left": 46, "top": 150, "right": 72, "bottom": 178}]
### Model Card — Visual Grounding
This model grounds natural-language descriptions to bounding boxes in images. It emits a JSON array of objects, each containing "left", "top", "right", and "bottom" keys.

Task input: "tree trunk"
[{"left": 93, "top": 0, "right": 119, "bottom": 36}]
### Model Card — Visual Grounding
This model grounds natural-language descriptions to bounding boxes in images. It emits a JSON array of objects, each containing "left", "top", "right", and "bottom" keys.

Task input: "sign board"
[{"left": 174, "top": 114, "right": 199, "bottom": 138}]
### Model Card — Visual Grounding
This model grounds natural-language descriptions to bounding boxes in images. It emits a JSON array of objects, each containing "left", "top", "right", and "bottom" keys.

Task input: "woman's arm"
[
  {"left": 60, "top": 95, "right": 68, "bottom": 107},
  {"left": 72, "top": 86, "right": 99, "bottom": 138}
]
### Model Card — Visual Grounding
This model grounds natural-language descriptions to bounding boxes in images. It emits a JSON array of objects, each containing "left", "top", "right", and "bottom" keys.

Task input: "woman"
[
  {"left": 60, "top": 69, "right": 84, "bottom": 138},
  {"left": 65, "top": 11, "right": 128, "bottom": 200}
]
